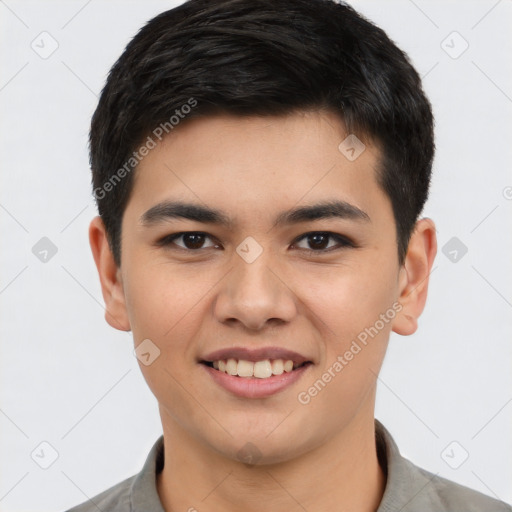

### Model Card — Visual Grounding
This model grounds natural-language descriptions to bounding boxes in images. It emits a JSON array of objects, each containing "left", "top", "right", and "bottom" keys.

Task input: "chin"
[{"left": 208, "top": 430, "right": 313, "bottom": 467}]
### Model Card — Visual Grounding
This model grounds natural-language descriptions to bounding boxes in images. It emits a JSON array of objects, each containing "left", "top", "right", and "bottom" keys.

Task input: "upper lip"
[{"left": 200, "top": 347, "right": 312, "bottom": 365}]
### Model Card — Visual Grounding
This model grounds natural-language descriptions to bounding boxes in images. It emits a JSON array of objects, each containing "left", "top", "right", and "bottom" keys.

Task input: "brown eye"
[
  {"left": 157, "top": 232, "right": 219, "bottom": 250},
  {"left": 181, "top": 233, "right": 207, "bottom": 249},
  {"left": 306, "top": 233, "right": 330, "bottom": 250},
  {"left": 293, "top": 232, "right": 354, "bottom": 252}
]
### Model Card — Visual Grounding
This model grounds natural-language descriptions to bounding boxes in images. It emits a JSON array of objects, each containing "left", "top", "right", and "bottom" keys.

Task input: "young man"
[{"left": 68, "top": 0, "right": 511, "bottom": 511}]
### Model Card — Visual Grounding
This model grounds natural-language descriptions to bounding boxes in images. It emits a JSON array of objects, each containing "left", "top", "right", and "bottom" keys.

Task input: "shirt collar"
[
  {"left": 375, "top": 419, "right": 444, "bottom": 511},
  {"left": 128, "top": 420, "right": 443, "bottom": 512},
  {"left": 130, "top": 435, "right": 166, "bottom": 512}
]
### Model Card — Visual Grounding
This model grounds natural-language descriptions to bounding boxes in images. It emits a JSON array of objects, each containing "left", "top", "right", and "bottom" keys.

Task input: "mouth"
[
  {"left": 198, "top": 347, "right": 313, "bottom": 398},
  {"left": 200, "top": 358, "right": 312, "bottom": 379}
]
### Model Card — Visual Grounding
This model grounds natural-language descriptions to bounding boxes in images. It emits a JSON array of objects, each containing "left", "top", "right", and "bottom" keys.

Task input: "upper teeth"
[{"left": 212, "top": 359, "right": 299, "bottom": 378}]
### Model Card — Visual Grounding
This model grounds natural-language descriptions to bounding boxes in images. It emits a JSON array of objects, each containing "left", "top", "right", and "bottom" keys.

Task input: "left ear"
[{"left": 392, "top": 218, "right": 437, "bottom": 336}]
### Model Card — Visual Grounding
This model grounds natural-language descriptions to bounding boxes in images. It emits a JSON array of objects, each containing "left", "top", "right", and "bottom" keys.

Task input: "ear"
[
  {"left": 89, "top": 216, "right": 131, "bottom": 331},
  {"left": 392, "top": 218, "right": 437, "bottom": 336}
]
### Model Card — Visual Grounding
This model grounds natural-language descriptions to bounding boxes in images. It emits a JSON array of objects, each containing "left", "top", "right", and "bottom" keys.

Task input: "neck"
[{"left": 156, "top": 410, "right": 385, "bottom": 512}]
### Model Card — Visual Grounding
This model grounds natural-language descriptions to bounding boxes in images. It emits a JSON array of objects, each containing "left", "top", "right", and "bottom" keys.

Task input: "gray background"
[{"left": 1, "top": 1, "right": 511, "bottom": 510}]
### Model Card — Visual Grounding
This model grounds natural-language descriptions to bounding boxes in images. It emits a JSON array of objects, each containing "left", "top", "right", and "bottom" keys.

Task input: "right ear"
[{"left": 89, "top": 216, "right": 131, "bottom": 331}]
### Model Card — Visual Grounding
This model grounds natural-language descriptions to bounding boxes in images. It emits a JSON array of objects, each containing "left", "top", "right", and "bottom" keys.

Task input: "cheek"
[
  {"left": 292, "top": 266, "right": 397, "bottom": 427},
  {"left": 296, "top": 258, "right": 399, "bottom": 345},
  {"left": 122, "top": 260, "right": 223, "bottom": 367},
  {"left": 121, "top": 263, "right": 206, "bottom": 409},
  {"left": 122, "top": 261, "right": 194, "bottom": 342}
]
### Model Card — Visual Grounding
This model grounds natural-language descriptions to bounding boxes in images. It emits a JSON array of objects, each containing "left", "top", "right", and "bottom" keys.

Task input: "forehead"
[{"left": 127, "top": 111, "right": 388, "bottom": 223}]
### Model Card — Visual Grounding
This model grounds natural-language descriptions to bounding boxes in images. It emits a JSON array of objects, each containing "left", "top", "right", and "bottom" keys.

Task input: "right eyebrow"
[{"left": 140, "top": 201, "right": 233, "bottom": 228}]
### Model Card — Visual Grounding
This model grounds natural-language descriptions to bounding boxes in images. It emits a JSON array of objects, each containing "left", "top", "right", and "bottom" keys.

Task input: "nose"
[{"left": 213, "top": 251, "right": 298, "bottom": 331}]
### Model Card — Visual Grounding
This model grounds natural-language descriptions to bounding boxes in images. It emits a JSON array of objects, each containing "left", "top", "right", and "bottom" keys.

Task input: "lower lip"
[{"left": 200, "top": 363, "right": 312, "bottom": 399}]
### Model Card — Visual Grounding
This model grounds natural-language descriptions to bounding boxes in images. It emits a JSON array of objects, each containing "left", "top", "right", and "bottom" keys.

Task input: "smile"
[
  {"left": 203, "top": 358, "right": 309, "bottom": 378},
  {"left": 199, "top": 346, "right": 313, "bottom": 398}
]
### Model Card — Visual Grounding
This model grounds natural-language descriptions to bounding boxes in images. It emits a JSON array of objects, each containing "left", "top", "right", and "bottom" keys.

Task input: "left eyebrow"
[
  {"left": 272, "top": 199, "right": 370, "bottom": 227},
  {"left": 139, "top": 199, "right": 370, "bottom": 228}
]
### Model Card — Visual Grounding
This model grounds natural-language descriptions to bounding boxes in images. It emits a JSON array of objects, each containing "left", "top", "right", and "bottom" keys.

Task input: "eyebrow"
[{"left": 140, "top": 199, "right": 370, "bottom": 228}]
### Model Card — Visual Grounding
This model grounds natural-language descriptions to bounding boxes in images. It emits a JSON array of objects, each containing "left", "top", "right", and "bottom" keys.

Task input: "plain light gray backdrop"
[{"left": 1, "top": 1, "right": 511, "bottom": 511}]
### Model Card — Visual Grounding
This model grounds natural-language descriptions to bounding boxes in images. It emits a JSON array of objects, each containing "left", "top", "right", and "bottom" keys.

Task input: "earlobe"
[
  {"left": 89, "top": 216, "right": 131, "bottom": 332},
  {"left": 392, "top": 218, "right": 437, "bottom": 336}
]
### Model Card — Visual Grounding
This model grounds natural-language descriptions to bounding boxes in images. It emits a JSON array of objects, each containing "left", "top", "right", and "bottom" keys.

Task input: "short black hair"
[{"left": 90, "top": 0, "right": 434, "bottom": 267}]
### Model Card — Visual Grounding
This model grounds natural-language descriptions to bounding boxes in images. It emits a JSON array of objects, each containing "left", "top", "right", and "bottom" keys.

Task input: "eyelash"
[{"left": 156, "top": 231, "right": 355, "bottom": 254}]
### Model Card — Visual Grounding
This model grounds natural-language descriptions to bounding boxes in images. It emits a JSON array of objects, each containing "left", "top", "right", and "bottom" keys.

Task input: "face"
[{"left": 98, "top": 111, "right": 421, "bottom": 464}]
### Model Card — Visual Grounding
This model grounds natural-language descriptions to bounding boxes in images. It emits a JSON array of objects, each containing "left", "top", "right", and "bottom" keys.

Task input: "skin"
[{"left": 90, "top": 111, "right": 437, "bottom": 512}]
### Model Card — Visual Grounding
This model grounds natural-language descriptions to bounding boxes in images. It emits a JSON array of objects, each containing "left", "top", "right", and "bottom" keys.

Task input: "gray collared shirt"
[{"left": 66, "top": 420, "right": 511, "bottom": 511}]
